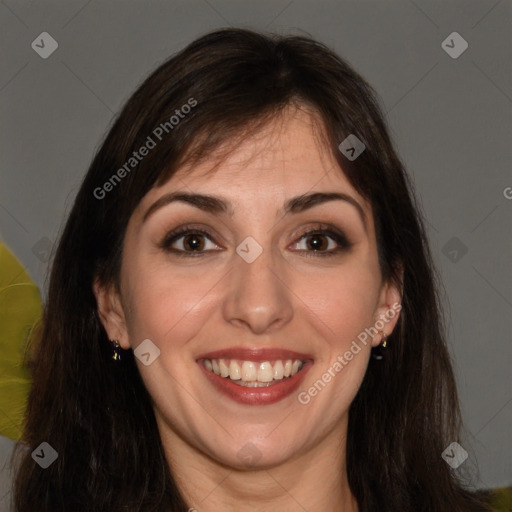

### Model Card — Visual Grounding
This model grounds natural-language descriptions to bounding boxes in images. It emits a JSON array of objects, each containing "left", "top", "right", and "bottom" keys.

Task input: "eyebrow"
[{"left": 142, "top": 191, "right": 367, "bottom": 229}]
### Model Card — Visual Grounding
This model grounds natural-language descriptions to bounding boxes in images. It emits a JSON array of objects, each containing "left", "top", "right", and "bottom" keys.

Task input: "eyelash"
[{"left": 158, "top": 223, "right": 352, "bottom": 259}]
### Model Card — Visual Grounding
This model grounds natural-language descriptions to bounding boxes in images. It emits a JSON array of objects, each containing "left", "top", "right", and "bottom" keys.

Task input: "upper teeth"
[{"left": 204, "top": 358, "right": 304, "bottom": 383}]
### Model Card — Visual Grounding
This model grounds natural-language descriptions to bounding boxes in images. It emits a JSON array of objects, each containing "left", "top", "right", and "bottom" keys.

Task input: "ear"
[
  {"left": 92, "top": 277, "right": 130, "bottom": 350},
  {"left": 371, "top": 274, "right": 403, "bottom": 348}
]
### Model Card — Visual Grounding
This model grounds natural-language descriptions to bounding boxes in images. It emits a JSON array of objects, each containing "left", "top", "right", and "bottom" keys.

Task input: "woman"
[{"left": 11, "top": 28, "right": 492, "bottom": 511}]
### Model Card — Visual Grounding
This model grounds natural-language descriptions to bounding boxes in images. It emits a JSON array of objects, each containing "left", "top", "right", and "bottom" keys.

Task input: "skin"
[{"left": 94, "top": 104, "right": 401, "bottom": 511}]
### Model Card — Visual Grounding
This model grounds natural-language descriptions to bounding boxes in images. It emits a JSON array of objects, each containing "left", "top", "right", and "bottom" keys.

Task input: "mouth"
[{"left": 197, "top": 349, "right": 313, "bottom": 405}]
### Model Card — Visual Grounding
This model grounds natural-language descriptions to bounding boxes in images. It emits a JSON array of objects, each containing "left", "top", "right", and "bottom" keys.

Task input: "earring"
[
  {"left": 110, "top": 339, "right": 123, "bottom": 361},
  {"left": 371, "top": 332, "right": 388, "bottom": 361}
]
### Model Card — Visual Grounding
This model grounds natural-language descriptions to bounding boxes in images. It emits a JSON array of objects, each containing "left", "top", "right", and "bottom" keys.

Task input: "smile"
[
  {"left": 197, "top": 349, "right": 313, "bottom": 405},
  {"left": 202, "top": 358, "right": 305, "bottom": 387}
]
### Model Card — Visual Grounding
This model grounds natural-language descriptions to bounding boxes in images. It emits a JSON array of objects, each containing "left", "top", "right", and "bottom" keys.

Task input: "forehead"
[{"left": 140, "top": 105, "right": 368, "bottom": 215}]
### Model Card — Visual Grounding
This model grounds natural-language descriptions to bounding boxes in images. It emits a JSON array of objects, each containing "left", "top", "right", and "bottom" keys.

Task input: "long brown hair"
[{"left": 12, "top": 27, "right": 491, "bottom": 511}]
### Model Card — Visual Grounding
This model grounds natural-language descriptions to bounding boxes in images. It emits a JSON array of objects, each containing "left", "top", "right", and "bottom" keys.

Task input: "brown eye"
[
  {"left": 304, "top": 233, "right": 330, "bottom": 251},
  {"left": 159, "top": 226, "right": 222, "bottom": 257},
  {"left": 290, "top": 227, "right": 352, "bottom": 257},
  {"left": 181, "top": 233, "right": 206, "bottom": 251}
]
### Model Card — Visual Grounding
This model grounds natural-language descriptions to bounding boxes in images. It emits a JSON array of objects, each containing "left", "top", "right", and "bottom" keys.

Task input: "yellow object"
[
  {"left": 0, "top": 242, "right": 42, "bottom": 440},
  {"left": 490, "top": 486, "right": 512, "bottom": 511}
]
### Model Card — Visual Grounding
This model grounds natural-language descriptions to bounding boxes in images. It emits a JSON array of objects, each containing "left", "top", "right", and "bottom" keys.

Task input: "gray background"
[{"left": 1, "top": 0, "right": 511, "bottom": 507}]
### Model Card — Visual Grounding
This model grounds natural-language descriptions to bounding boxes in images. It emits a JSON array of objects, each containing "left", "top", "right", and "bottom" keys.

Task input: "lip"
[
  {"left": 197, "top": 348, "right": 314, "bottom": 406},
  {"left": 196, "top": 348, "right": 313, "bottom": 362}
]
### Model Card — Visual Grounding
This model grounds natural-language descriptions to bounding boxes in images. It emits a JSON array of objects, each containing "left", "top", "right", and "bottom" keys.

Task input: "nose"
[{"left": 222, "top": 241, "right": 294, "bottom": 335}]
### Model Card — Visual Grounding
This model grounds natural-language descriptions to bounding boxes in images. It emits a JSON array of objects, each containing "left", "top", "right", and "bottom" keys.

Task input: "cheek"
[
  {"left": 294, "top": 258, "right": 381, "bottom": 345},
  {"left": 292, "top": 265, "right": 379, "bottom": 423},
  {"left": 120, "top": 250, "right": 222, "bottom": 349}
]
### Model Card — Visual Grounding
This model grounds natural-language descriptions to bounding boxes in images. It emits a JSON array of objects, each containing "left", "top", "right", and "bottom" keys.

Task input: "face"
[{"left": 95, "top": 105, "right": 401, "bottom": 471}]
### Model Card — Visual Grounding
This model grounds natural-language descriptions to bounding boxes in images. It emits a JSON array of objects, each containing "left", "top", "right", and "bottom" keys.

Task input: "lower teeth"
[{"left": 231, "top": 380, "right": 277, "bottom": 388}]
